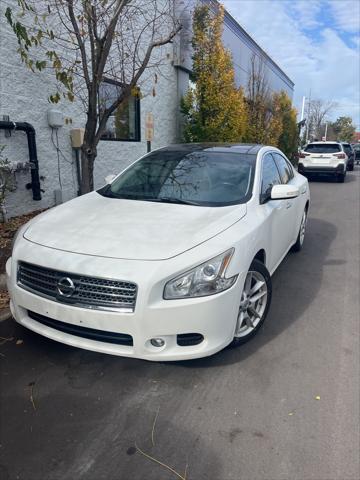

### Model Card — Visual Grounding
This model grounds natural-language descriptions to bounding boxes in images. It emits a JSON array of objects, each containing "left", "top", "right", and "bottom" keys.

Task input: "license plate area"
[{"left": 312, "top": 157, "right": 331, "bottom": 164}]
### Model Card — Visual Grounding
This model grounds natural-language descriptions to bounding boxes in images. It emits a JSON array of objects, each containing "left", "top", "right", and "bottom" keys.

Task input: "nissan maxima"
[{"left": 7, "top": 144, "right": 310, "bottom": 361}]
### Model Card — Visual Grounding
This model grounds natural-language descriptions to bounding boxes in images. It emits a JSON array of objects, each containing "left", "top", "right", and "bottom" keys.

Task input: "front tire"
[{"left": 231, "top": 259, "right": 272, "bottom": 347}]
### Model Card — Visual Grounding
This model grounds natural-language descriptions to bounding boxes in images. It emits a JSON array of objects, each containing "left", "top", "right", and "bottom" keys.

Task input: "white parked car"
[
  {"left": 298, "top": 141, "right": 348, "bottom": 182},
  {"left": 7, "top": 144, "right": 310, "bottom": 361}
]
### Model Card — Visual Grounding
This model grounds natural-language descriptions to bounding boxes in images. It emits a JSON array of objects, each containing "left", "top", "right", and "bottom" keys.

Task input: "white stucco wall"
[
  {"left": 0, "top": 0, "right": 179, "bottom": 218},
  {"left": 0, "top": 0, "right": 294, "bottom": 219}
]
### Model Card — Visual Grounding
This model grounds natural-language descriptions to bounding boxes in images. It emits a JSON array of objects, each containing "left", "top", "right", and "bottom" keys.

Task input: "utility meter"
[{"left": 47, "top": 109, "right": 64, "bottom": 128}]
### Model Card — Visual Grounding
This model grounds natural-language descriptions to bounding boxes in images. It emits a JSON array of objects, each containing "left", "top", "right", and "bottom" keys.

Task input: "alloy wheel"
[
  {"left": 299, "top": 210, "right": 307, "bottom": 246},
  {"left": 235, "top": 270, "right": 268, "bottom": 338}
]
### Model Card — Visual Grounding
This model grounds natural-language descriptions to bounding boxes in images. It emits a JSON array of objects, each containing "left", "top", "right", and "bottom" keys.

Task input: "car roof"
[{"left": 156, "top": 143, "right": 264, "bottom": 155}]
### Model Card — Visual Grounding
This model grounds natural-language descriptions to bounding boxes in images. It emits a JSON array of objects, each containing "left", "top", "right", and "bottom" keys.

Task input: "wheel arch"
[{"left": 253, "top": 249, "right": 266, "bottom": 266}]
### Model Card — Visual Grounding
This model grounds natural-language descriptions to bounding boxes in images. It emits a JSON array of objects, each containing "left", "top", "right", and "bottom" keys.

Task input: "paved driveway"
[{"left": 1, "top": 169, "right": 359, "bottom": 480}]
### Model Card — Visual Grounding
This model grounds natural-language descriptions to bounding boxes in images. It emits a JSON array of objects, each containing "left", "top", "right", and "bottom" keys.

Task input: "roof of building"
[{"left": 207, "top": 0, "right": 295, "bottom": 89}]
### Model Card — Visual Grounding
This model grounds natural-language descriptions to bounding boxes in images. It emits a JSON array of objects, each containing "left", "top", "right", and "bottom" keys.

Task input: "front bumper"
[
  {"left": 298, "top": 162, "right": 345, "bottom": 175},
  {"left": 6, "top": 246, "right": 243, "bottom": 361}
]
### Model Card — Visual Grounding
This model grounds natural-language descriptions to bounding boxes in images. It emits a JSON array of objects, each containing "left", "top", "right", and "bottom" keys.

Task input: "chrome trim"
[
  {"left": 17, "top": 261, "right": 137, "bottom": 313},
  {"left": 57, "top": 277, "right": 76, "bottom": 297}
]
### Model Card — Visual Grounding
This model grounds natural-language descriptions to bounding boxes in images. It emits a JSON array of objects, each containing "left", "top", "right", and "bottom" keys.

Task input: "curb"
[{"left": 0, "top": 308, "right": 11, "bottom": 322}]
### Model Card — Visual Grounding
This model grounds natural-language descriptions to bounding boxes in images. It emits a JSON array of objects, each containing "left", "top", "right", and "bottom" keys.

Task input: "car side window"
[
  {"left": 272, "top": 153, "right": 293, "bottom": 184},
  {"left": 261, "top": 153, "right": 281, "bottom": 202}
]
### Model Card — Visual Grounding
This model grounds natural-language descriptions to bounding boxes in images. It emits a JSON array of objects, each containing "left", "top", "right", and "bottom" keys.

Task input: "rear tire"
[
  {"left": 337, "top": 173, "right": 345, "bottom": 183},
  {"left": 348, "top": 163, "right": 354, "bottom": 171},
  {"left": 230, "top": 259, "right": 272, "bottom": 347}
]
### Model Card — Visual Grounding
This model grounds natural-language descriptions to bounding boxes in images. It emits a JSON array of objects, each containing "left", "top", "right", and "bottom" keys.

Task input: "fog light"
[{"left": 150, "top": 338, "right": 165, "bottom": 348}]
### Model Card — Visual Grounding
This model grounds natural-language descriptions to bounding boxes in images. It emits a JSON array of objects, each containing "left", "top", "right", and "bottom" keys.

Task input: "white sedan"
[{"left": 7, "top": 144, "right": 310, "bottom": 361}]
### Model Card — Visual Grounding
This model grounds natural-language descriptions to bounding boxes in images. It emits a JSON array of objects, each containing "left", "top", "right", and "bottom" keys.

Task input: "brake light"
[
  {"left": 334, "top": 153, "right": 345, "bottom": 159},
  {"left": 299, "top": 152, "right": 310, "bottom": 158}
]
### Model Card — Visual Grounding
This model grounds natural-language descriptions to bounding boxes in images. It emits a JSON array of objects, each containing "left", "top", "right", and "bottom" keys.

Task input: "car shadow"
[
  {"left": 308, "top": 173, "right": 357, "bottom": 183},
  {"left": 173, "top": 217, "right": 337, "bottom": 368}
]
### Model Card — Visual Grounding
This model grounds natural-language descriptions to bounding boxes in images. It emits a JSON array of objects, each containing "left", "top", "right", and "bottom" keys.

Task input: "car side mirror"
[
  {"left": 271, "top": 184, "right": 300, "bottom": 200},
  {"left": 105, "top": 174, "right": 116, "bottom": 184}
]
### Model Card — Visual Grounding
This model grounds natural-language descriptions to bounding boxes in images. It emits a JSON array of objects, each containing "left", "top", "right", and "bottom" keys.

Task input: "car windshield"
[
  {"left": 99, "top": 150, "right": 255, "bottom": 206},
  {"left": 305, "top": 143, "right": 341, "bottom": 153}
]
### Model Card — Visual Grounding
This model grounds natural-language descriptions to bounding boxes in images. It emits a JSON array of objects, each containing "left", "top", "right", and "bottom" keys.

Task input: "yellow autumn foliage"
[
  {"left": 181, "top": 5, "right": 247, "bottom": 143},
  {"left": 270, "top": 91, "right": 299, "bottom": 159}
]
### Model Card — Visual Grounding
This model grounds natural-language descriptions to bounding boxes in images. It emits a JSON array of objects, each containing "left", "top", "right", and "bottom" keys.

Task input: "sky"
[{"left": 222, "top": 0, "right": 360, "bottom": 130}]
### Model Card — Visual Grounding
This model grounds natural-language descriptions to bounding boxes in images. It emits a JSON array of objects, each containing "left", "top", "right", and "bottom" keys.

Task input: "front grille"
[
  {"left": 18, "top": 261, "right": 137, "bottom": 312},
  {"left": 28, "top": 310, "right": 133, "bottom": 346}
]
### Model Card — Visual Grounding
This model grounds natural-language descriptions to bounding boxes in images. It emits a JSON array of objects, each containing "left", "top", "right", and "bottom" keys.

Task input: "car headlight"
[{"left": 164, "top": 249, "right": 237, "bottom": 299}]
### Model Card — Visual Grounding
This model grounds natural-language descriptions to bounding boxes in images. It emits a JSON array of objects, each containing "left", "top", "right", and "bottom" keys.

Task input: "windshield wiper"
[
  {"left": 99, "top": 189, "right": 201, "bottom": 205},
  {"left": 101, "top": 191, "right": 148, "bottom": 200},
  {"left": 154, "top": 197, "right": 201, "bottom": 206}
]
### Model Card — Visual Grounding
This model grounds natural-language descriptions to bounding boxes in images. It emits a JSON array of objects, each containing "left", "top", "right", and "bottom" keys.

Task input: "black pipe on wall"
[{"left": 0, "top": 120, "right": 42, "bottom": 200}]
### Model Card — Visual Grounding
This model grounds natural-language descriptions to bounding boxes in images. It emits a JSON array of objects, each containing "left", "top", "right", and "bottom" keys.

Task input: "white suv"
[{"left": 298, "top": 141, "right": 348, "bottom": 182}]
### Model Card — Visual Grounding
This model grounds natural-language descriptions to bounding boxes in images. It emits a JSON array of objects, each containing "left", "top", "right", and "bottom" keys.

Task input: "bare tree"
[
  {"left": 244, "top": 54, "right": 282, "bottom": 145},
  {"left": 244, "top": 54, "right": 271, "bottom": 143},
  {"left": 5, "top": 0, "right": 181, "bottom": 193},
  {"left": 247, "top": 54, "right": 270, "bottom": 107},
  {"left": 307, "top": 99, "right": 337, "bottom": 140}
]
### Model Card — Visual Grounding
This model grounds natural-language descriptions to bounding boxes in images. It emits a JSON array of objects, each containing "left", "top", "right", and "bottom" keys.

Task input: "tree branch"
[{"left": 67, "top": 0, "right": 91, "bottom": 89}]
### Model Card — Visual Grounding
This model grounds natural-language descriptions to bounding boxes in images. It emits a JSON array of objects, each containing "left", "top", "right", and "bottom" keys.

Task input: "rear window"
[
  {"left": 342, "top": 144, "right": 352, "bottom": 153},
  {"left": 305, "top": 143, "right": 341, "bottom": 153}
]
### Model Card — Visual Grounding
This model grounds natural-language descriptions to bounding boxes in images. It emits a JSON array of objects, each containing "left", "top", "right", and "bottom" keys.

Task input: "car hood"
[{"left": 24, "top": 192, "right": 247, "bottom": 260}]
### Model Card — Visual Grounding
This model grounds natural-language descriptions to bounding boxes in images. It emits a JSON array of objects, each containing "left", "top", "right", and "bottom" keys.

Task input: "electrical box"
[
  {"left": 70, "top": 128, "right": 85, "bottom": 148},
  {"left": 47, "top": 108, "right": 64, "bottom": 128}
]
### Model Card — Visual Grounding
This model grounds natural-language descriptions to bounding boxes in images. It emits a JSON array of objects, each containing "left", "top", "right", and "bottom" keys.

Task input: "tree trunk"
[
  {"left": 80, "top": 145, "right": 96, "bottom": 194},
  {"left": 79, "top": 109, "right": 98, "bottom": 195}
]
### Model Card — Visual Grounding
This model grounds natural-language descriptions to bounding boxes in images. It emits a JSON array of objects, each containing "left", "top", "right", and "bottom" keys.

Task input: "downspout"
[{"left": 0, "top": 120, "right": 42, "bottom": 200}]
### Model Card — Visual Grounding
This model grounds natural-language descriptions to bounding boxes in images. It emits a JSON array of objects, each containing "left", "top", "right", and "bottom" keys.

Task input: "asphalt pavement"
[{"left": 0, "top": 168, "right": 359, "bottom": 480}]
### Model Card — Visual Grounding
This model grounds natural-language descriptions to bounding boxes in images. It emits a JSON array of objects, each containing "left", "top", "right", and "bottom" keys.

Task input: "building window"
[{"left": 99, "top": 79, "right": 140, "bottom": 142}]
